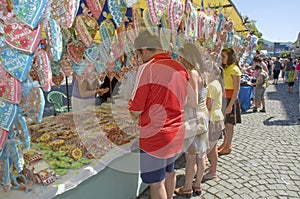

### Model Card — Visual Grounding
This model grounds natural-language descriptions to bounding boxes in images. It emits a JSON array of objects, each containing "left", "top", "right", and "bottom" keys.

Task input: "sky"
[{"left": 231, "top": 0, "right": 300, "bottom": 43}]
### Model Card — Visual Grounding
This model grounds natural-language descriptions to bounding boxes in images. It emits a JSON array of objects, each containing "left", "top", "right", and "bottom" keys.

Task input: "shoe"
[
  {"left": 253, "top": 108, "right": 257, "bottom": 113},
  {"left": 174, "top": 187, "right": 193, "bottom": 197},
  {"left": 203, "top": 172, "right": 217, "bottom": 181},
  {"left": 192, "top": 186, "right": 202, "bottom": 196},
  {"left": 218, "top": 145, "right": 232, "bottom": 155},
  {"left": 259, "top": 108, "right": 266, "bottom": 113}
]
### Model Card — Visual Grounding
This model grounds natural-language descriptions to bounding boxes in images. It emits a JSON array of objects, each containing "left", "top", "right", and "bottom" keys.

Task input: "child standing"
[
  {"left": 252, "top": 65, "right": 268, "bottom": 112},
  {"left": 288, "top": 66, "right": 296, "bottom": 93},
  {"left": 204, "top": 64, "right": 225, "bottom": 180}
]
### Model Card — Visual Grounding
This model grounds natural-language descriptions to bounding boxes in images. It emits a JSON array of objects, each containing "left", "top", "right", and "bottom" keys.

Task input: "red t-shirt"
[{"left": 128, "top": 53, "right": 189, "bottom": 158}]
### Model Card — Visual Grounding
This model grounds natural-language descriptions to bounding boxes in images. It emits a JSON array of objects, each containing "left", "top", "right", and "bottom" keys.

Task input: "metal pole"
[{"left": 65, "top": 76, "right": 70, "bottom": 111}]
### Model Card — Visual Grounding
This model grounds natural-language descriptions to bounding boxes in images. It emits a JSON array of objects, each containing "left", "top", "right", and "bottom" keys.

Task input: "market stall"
[{"left": 0, "top": 0, "right": 259, "bottom": 198}]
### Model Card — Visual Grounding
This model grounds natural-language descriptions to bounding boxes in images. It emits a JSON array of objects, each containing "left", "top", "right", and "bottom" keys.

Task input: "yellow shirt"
[
  {"left": 224, "top": 63, "right": 242, "bottom": 90},
  {"left": 207, "top": 80, "right": 224, "bottom": 122}
]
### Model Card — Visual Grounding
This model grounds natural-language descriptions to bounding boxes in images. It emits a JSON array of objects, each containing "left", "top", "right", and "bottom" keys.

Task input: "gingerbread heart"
[
  {"left": 86, "top": 0, "right": 106, "bottom": 20},
  {"left": 21, "top": 81, "right": 45, "bottom": 123},
  {"left": 95, "top": 60, "right": 106, "bottom": 74},
  {"left": 52, "top": 72, "right": 64, "bottom": 88},
  {"left": 34, "top": 49, "right": 52, "bottom": 92},
  {"left": 99, "top": 20, "right": 115, "bottom": 52},
  {"left": 147, "top": 0, "right": 167, "bottom": 25},
  {"left": 60, "top": 54, "right": 73, "bottom": 77},
  {"left": 4, "top": 19, "right": 42, "bottom": 53},
  {"left": 168, "top": 0, "right": 185, "bottom": 31},
  {"left": 0, "top": 100, "right": 18, "bottom": 131},
  {"left": 67, "top": 40, "right": 85, "bottom": 64},
  {"left": 98, "top": 43, "right": 109, "bottom": 64},
  {"left": 0, "top": 62, "right": 21, "bottom": 104},
  {"left": 1, "top": 47, "right": 33, "bottom": 82},
  {"left": 0, "top": 129, "right": 9, "bottom": 152},
  {"left": 108, "top": 0, "right": 127, "bottom": 28},
  {"left": 13, "top": 0, "right": 47, "bottom": 29},
  {"left": 45, "top": 18, "right": 63, "bottom": 61},
  {"left": 85, "top": 43, "right": 99, "bottom": 63},
  {"left": 72, "top": 59, "right": 87, "bottom": 76},
  {"left": 75, "top": 14, "right": 98, "bottom": 48},
  {"left": 51, "top": 0, "right": 80, "bottom": 28},
  {"left": 50, "top": 61, "right": 61, "bottom": 76},
  {"left": 0, "top": 0, "right": 14, "bottom": 22}
]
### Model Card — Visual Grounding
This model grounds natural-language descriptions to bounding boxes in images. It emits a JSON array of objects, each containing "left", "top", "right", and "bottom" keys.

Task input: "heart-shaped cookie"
[
  {"left": 34, "top": 49, "right": 52, "bottom": 92},
  {"left": 52, "top": 72, "right": 64, "bottom": 88},
  {"left": 50, "top": 61, "right": 61, "bottom": 76},
  {"left": 1, "top": 47, "right": 33, "bottom": 82},
  {"left": 45, "top": 18, "right": 63, "bottom": 61},
  {"left": 72, "top": 59, "right": 87, "bottom": 76},
  {"left": 86, "top": 0, "right": 106, "bottom": 20},
  {"left": 51, "top": 0, "right": 80, "bottom": 28},
  {"left": 99, "top": 20, "right": 115, "bottom": 52},
  {"left": 67, "top": 40, "right": 85, "bottom": 64},
  {"left": 75, "top": 14, "right": 98, "bottom": 48},
  {"left": 108, "top": 0, "right": 127, "bottom": 28},
  {"left": 13, "top": 0, "right": 47, "bottom": 29},
  {"left": 147, "top": 0, "right": 167, "bottom": 25},
  {"left": 168, "top": 0, "right": 185, "bottom": 31},
  {"left": 4, "top": 19, "right": 42, "bottom": 53},
  {"left": 85, "top": 43, "right": 99, "bottom": 63},
  {"left": 0, "top": 62, "right": 21, "bottom": 104},
  {"left": 0, "top": 0, "right": 14, "bottom": 22},
  {"left": 60, "top": 54, "right": 73, "bottom": 77},
  {"left": 0, "top": 129, "right": 9, "bottom": 152},
  {"left": 0, "top": 100, "right": 18, "bottom": 131}
]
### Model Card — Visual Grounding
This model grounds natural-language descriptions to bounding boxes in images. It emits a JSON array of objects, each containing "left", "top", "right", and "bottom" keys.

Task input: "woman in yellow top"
[{"left": 218, "top": 48, "right": 242, "bottom": 155}]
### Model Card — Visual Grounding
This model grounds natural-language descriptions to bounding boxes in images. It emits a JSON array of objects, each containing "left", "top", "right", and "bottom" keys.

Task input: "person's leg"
[
  {"left": 219, "top": 123, "right": 233, "bottom": 154},
  {"left": 192, "top": 154, "right": 205, "bottom": 195},
  {"left": 183, "top": 153, "right": 196, "bottom": 190},
  {"left": 207, "top": 144, "right": 218, "bottom": 174},
  {"left": 150, "top": 180, "right": 167, "bottom": 199},
  {"left": 165, "top": 171, "right": 175, "bottom": 199}
]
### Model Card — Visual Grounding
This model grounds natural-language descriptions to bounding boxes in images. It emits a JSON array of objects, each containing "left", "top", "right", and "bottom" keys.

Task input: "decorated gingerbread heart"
[
  {"left": 72, "top": 59, "right": 87, "bottom": 76},
  {"left": 0, "top": 101, "right": 18, "bottom": 131},
  {"left": 168, "top": 0, "right": 185, "bottom": 31},
  {"left": 85, "top": 43, "right": 99, "bottom": 63},
  {"left": 67, "top": 40, "right": 85, "bottom": 64},
  {"left": 75, "top": 14, "right": 98, "bottom": 48},
  {"left": 34, "top": 49, "right": 52, "bottom": 92},
  {"left": 0, "top": 0, "right": 14, "bottom": 22},
  {"left": 13, "top": 0, "right": 47, "bottom": 29},
  {"left": 147, "top": 0, "right": 167, "bottom": 25},
  {"left": 51, "top": 0, "right": 80, "bottom": 28},
  {"left": 52, "top": 72, "right": 64, "bottom": 88},
  {"left": 99, "top": 20, "right": 115, "bottom": 52},
  {"left": 4, "top": 19, "right": 42, "bottom": 53},
  {"left": 1, "top": 47, "right": 33, "bottom": 82},
  {"left": 86, "top": 0, "right": 106, "bottom": 20},
  {"left": 60, "top": 54, "right": 73, "bottom": 77},
  {"left": 0, "top": 62, "right": 21, "bottom": 104},
  {"left": 45, "top": 18, "right": 63, "bottom": 61},
  {"left": 108, "top": 0, "right": 127, "bottom": 28}
]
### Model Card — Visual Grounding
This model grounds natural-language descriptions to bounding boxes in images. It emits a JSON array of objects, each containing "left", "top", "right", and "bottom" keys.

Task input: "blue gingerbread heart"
[
  {"left": 14, "top": 0, "right": 47, "bottom": 29},
  {"left": 85, "top": 43, "right": 99, "bottom": 63},
  {"left": 1, "top": 47, "right": 33, "bottom": 82},
  {"left": 0, "top": 101, "right": 18, "bottom": 131}
]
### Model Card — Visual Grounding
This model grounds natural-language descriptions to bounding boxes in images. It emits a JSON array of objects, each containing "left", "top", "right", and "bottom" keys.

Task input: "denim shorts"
[{"left": 140, "top": 150, "right": 176, "bottom": 184}]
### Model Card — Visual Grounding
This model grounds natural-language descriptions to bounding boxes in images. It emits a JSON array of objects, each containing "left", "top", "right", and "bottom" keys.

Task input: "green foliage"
[
  {"left": 279, "top": 50, "right": 291, "bottom": 58},
  {"left": 242, "top": 16, "right": 263, "bottom": 50}
]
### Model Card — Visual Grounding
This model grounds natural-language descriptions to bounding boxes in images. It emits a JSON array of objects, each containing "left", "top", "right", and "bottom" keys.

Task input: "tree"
[{"left": 279, "top": 50, "right": 291, "bottom": 58}]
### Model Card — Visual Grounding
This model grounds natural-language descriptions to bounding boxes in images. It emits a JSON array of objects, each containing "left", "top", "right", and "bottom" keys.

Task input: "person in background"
[
  {"left": 251, "top": 65, "right": 268, "bottom": 112},
  {"left": 203, "top": 64, "right": 225, "bottom": 180},
  {"left": 287, "top": 65, "right": 296, "bottom": 93},
  {"left": 285, "top": 58, "right": 294, "bottom": 84},
  {"left": 218, "top": 48, "right": 242, "bottom": 155},
  {"left": 272, "top": 57, "right": 282, "bottom": 85},
  {"left": 128, "top": 30, "right": 189, "bottom": 199},
  {"left": 174, "top": 43, "right": 209, "bottom": 197}
]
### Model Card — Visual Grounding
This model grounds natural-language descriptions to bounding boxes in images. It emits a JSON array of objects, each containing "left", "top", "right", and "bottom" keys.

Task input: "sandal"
[
  {"left": 203, "top": 172, "right": 217, "bottom": 181},
  {"left": 218, "top": 145, "right": 232, "bottom": 155},
  {"left": 192, "top": 186, "right": 202, "bottom": 196},
  {"left": 174, "top": 187, "right": 193, "bottom": 198},
  {"left": 11, "top": 174, "right": 32, "bottom": 193}
]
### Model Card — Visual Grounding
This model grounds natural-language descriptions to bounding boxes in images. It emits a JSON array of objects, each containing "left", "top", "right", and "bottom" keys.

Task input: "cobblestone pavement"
[{"left": 137, "top": 81, "right": 300, "bottom": 199}]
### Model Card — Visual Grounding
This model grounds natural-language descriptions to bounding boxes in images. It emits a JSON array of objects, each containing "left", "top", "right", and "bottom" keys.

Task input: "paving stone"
[
  {"left": 257, "top": 191, "right": 269, "bottom": 197},
  {"left": 201, "top": 192, "right": 216, "bottom": 199},
  {"left": 286, "top": 184, "right": 300, "bottom": 192}
]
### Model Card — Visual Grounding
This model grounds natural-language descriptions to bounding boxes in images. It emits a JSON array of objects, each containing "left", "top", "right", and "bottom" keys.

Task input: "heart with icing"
[
  {"left": 0, "top": 129, "right": 9, "bottom": 152},
  {"left": 85, "top": 43, "right": 99, "bottom": 63},
  {"left": 51, "top": 0, "right": 80, "bottom": 28},
  {"left": 0, "top": 62, "right": 21, "bottom": 104},
  {"left": 108, "top": 0, "right": 127, "bottom": 28},
  {"left": 60, "top": 54, "right": 73, "bottom": 77},
  {"left": 45, "top": 18, "right": 63, "bottom": 61},
  {"left": 168, "top": 0, "right": 185, "bottom": 31},
  {"left": 72, "top": 59, "right": 87, "bottom": 76},
  {"left": 75, "top": 14, "right": 98, "bottom": 48},
  {"left": 34, "top": 49, "right": 52, "bottom": 92},
  {"left": 50, "top": 61, "right": 61, "bottom": 76},
  {"left": 4, "top": 19, "right": 42, "bottom": 53},
  {"left": 86, "top": 0, "right": 106, "bottom": 20},
  {"left": 1, "top": 47, "right": 33, "bottom": 82},
  {"left": 0, "top": 0, "right": 14, "bottom": 22},
  {"left": 147, "top": 0, "right": 167, "bottom": 25},
  {"left": 0, "top": 100, "right": 18, "bottom": 131},
  {"left": 13, "top": 0, "right": 47, "bottom": 29},
  {"left": 99, "top": 20, "right": 115, "bottom": 52},
  {"left": 52, "top": 72, "right": 64, "bottom": 88},
  {"left": 67, "top": 40, "right": 85, "bottom": 64}
]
